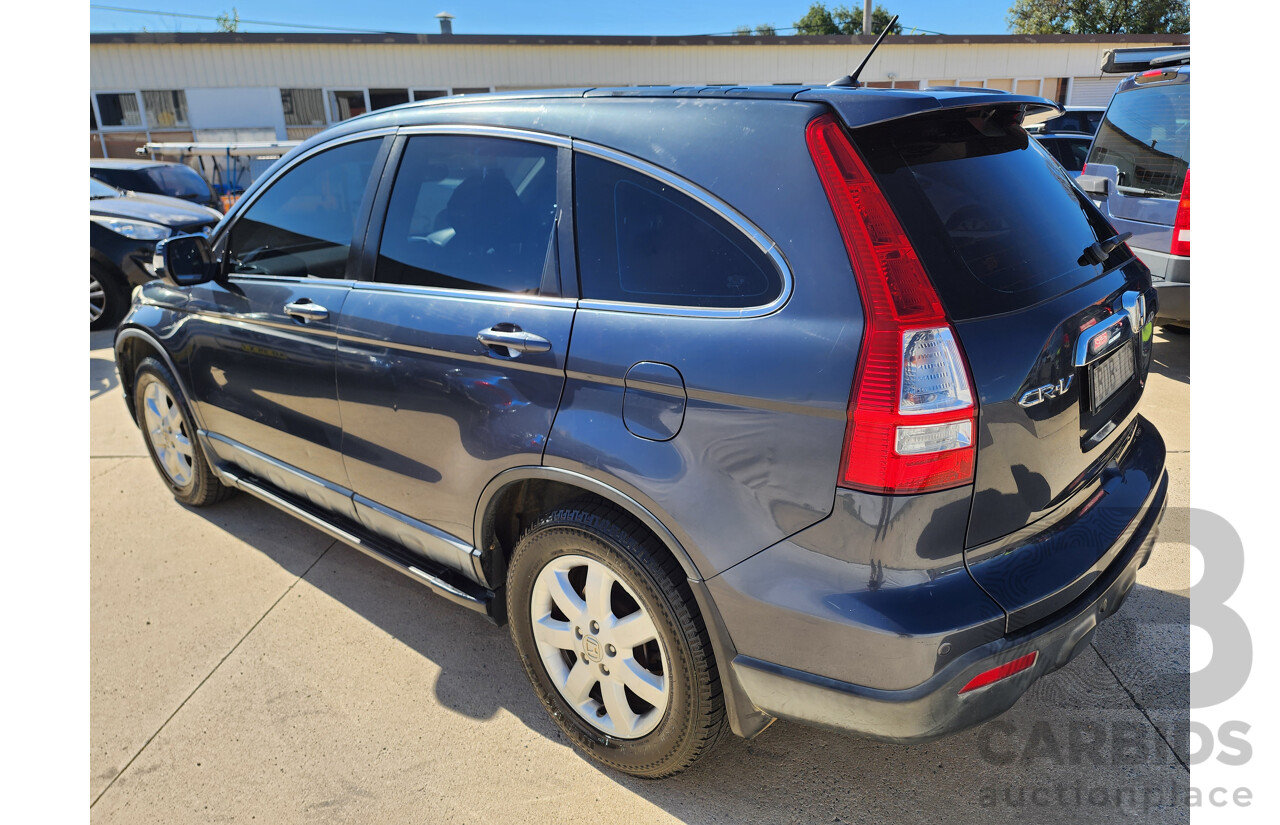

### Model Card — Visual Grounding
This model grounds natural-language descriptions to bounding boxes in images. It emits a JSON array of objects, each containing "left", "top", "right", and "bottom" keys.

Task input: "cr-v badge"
[{"left": 1019, "top": 377, "right": 1073, "bottom": 408}]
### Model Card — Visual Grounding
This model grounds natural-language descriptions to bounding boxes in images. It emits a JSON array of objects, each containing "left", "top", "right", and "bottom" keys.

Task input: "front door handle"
[
  {"left": 477, "top": 325, "right": 551, "bottom": 356},
  {"left": 284, "top": 299, "right": 329, "bottom": 322}
]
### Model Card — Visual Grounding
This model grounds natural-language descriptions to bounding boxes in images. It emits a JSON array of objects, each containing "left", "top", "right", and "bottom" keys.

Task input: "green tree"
[
  {"left": 215, "top": 7, "right": 240, "bottom": 33},
  {"left": 795, "top": 3, "right": 901, "bottom": 35},
  {"left": 795, "top": 3, "right": 839, "bottom": 34},
  {"left": 756, "top": 23, "right": 778, "bottom": 36},
  {"left": 833, "top": 4, "right": 902, "bottom": 34},
  {"left": 1007, "top": 0, "right": 1189, "bottom": 34}
]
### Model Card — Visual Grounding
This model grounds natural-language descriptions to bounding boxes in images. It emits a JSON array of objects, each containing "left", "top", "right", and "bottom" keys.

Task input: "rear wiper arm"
[
  {"left": 1078, "top": 232, "right": 1132, "bottom": 266},
  {"left": 1116, "top": 184, "right": 1171, "bottom": 198}
]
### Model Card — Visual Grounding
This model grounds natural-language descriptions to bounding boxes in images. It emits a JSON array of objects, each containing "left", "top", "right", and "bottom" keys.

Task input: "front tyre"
[
  {"left": 133, "top": 357, "right": 234, "bottom": 507},
  {"left": 507, "top": 501, "right": 725, "bottom": 777},
  {"left": 90, "top": 264, "right": 128, "bottom": 331}
]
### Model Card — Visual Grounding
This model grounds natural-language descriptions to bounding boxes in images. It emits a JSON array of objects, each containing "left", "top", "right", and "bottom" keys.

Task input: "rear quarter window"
[{"left": 574, "top": 154, "right": 782, "bottom": 309}]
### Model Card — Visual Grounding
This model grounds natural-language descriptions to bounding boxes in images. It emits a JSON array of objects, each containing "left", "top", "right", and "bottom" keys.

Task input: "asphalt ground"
[{"left": 90, "top": 326, "right": 1191, "bottom": 824}]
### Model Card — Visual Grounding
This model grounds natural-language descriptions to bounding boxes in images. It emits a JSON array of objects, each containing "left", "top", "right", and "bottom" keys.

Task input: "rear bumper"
[
  {"left": 723, "top": 467, "right": 1168, "bottom": 743},
  {"left": 1133, "top": 246, "right": 1189, "bottom": 324},
  {"left": 1152, "top": 281, "right": 1189, "bottom": 325}
]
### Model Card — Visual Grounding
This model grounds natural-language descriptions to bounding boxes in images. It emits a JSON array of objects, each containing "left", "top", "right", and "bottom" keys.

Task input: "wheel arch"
[
  {"left": 473, "top": 467, "right": 701, "bottom": 590},
  {"left": 475, "top": 465, "right": 773, "bottom": 740},
  {"left": 114, "top": 326, "right": 203, "bottom": 429}
]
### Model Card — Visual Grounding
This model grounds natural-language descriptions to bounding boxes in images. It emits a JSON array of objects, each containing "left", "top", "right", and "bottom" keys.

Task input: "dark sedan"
[
  {"left": 91, "top": 178, "right": 222, "bottom": 329},
  {"left": 90, "top": 158, "right": 222, "bottom": 211}
]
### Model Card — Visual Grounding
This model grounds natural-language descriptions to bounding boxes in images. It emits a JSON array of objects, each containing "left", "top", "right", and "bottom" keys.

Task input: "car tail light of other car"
[
  {"left": 1170, "top": 169, "right": 1190, "bottom": 257},
  {"left": 806, "top": 113, "right": 977, "bottom": 495}
]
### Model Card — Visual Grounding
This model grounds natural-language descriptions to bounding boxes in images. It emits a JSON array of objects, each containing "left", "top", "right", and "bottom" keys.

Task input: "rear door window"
[
  {"left": 1087, "top": 82, "right": 1189, "bottom": 198},
  {"left": 855, "top": 108, "right": 1125, "bottom": 320},
  {"left": 574, "top": 154, "right": 782, "bottom": 309},
  {"left": 375, "top": 135, "right": 558, "bottom": 293}
]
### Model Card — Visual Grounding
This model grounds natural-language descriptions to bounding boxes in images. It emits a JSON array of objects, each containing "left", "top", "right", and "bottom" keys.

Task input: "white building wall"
[
  {"left": 185, "top": 87, "right": 288, "bottom": 139},
  {"left": 90, "top": 40, "right": 1159, "bottom": 91}
]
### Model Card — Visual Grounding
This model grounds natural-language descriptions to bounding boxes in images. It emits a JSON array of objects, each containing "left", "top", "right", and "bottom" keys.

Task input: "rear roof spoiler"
[
  {"left": 1102, "top": 46, "right": 1190, "bottom": 74},
  {"left": 794, "top": 87, "right": 1062, "bottom": 130}
]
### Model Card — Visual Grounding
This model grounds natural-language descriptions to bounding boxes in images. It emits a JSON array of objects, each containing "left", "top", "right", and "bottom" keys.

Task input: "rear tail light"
[
  {"left": 806, "top": 113, "right": 977, "bottom": 495},
  {"left": 1170, "top": 169, "right": 1190, "bottom": 257},
  {"left": 958, "top": 652, "right": 1039, "bottom": 694}
]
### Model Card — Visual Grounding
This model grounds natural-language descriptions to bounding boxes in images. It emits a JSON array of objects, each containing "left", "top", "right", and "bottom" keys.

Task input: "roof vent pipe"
[{"left": 436, "top": 12, "right": 454, "bottom": 35}]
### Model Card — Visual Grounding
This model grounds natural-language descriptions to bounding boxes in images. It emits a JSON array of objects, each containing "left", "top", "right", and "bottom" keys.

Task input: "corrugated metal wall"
[{"left": 90, "top": 41, "right": 1134, "bottom": 90}]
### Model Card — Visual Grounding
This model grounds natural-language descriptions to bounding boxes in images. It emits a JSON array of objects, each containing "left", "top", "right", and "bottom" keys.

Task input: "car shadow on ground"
[
  {"left": 1151, "top": 329, "right": 1189, "bottom": 385},
  {"left": 182, "top": 490, "right": 1190, "bottom": 824},
  {"left": 90, "top": 330, "right": 120, "bottom": 400}
]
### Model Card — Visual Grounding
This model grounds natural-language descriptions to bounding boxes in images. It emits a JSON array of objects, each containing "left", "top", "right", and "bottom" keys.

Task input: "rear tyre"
[
  {"left": 507, "top": 500, "right": 726, "bottom": 778},
  {"left": 90, "top": 263, "right": 129, "bottom": 331},
  {"left": 133, "top": 357, "right": 234, "bottom": 507}
]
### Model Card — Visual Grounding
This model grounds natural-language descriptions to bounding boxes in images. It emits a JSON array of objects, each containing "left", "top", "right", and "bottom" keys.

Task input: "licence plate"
[{"left": 1090, "top": 341, "right": 1135, "bottom": 410}]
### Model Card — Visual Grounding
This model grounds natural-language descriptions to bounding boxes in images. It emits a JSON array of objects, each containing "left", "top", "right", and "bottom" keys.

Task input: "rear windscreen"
[
  {"left": 146, "top": 165, "right": 212, "bottom": 200},
  {"left": 853, "top": 108, "right": 1126, "bottom": 320},
  {"left": 1087, "top": 82, "right": 1189, "bottom": 198}
]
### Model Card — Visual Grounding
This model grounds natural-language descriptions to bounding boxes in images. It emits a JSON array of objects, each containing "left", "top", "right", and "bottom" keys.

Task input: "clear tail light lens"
[
  {"left": 900, "top": 327, "right": 973, "bottom": 414},
  {"left": 806, "top": 113, "right": 978, "bottom": 495}
]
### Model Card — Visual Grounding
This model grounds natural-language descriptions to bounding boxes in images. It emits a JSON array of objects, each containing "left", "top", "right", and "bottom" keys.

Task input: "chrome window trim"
[
  {"left": 350, "top": 279, "right": 577, "bottom": 308},
  {"left": 396, "top": 123, "right": 572, "bottom": 148},
  {"left": 571, "top": 140, "right": 794, "bottom": 319}
]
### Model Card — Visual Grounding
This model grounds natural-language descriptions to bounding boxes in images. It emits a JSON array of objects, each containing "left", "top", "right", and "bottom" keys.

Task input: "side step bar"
[{"left": 217, "top": 466, "right": 505, "bottom": 625}]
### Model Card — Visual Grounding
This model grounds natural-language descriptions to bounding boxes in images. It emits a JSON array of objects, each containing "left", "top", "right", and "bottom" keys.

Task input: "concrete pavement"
[{"left": 90, "top": 327, "right": 1190, "bottom": 824}]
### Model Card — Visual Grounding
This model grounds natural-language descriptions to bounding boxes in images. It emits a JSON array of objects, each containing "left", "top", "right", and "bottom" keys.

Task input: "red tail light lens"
[
  {"left": 806, "top": 113, "right": 977, "bottom": 495},
  {"left": 959, "top": 652, "right": 1039, "bottom": 694},
  {"left": 1170, "top": 169, "right": 1190, "bottom": 257}
]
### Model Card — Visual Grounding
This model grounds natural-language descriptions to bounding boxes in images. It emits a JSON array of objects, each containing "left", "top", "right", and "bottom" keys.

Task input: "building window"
[
  {"left": 328, "top": 90, "right": 368, "bottom": 121},
  {"left": 986, "top": 78, "right": 1015, "bottom": 92},
  {"left": 91, "top": 103, "right": 98, "bottom": 130},
  {"left": 142, "top": 90, "right": 189, "bottom": 128},
  {"left": 451, "top": 87, "right": 491, "bottom": 96},
  {"left": 281, "top": 89, "right": 326, "bottom": 126},
  {"left": 96, "top": 92, "right": 143, "bottom": 128},
  {"left": 412, "top": 89, "right": 448, "bottom": 101},
  {"left": 369, "top": 88, "right": 410, "bottom": 110}
]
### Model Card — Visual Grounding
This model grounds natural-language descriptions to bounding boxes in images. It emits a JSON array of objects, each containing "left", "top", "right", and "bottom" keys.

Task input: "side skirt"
[{"left": 211, "top": 462, "right": 504, "bottom": 625}]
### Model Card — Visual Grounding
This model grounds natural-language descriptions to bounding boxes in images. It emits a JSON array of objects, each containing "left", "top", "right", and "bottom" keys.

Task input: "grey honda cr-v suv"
[{"left": 115, "top": 84, "right": 1168, "bottom": 777}]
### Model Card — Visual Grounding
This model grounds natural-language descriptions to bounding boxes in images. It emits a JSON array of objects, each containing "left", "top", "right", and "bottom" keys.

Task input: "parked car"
[
  {"left": 1033, "top": 133, "right": 1093, "bottom": 176},
  {"left": 91, "top": 178, "right": 222, "bottom": 329},
  {"left": 1078, "top": 54, "right": 1190, "bottom": 327},
  {"left": 90, "top": 158, "right": 222, "bottom": 212},
  {"left": 1025, "top": 105, "right": 1105, "bottom": 136},
  {"left": 115, "top": 86, "right": 1167, "bottom": 777}
]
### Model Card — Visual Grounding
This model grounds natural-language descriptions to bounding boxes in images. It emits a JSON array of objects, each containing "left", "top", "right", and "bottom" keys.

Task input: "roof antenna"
[{"left": 828, "top": 14, "right": 899, "bottom": 88}]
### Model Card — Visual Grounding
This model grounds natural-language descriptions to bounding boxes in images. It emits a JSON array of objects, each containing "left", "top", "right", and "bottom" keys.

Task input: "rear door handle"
[
  {"left": 284, "top": 300, "right": 329, "bottom": 322},
  {"left": 477, "top": 326, "right": 551, "bottom": 356}
]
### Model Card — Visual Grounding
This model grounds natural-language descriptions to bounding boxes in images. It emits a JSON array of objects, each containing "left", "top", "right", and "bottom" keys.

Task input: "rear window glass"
[
  {"left": 1087, "top": 82, "right": 1189, "bottom": 198},
  {"left": 854, "top": 108, "right": 1124, "bottom": 321},
  {"left": 575, "top": 155, "right": 781, "bottom": 308},
  {"left": 146, "top": 165, "right": 212, "bottom": 200}
]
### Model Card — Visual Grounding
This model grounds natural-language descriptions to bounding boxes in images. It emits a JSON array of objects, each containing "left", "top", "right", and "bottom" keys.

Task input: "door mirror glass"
[{"left": 155, "top": 233, "right": 214, "bottom": 286}]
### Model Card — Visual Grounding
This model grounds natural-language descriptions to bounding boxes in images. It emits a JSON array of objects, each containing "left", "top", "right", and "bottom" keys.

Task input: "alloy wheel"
[
  {"left": 90, "top": 273, "right": 106, "bottom": 324},
  {"left": 142, "top": 380, "right": 194, "bottom": 488},
  {"left": 529, "top": 553, "right": 670, "bottom": 739}
]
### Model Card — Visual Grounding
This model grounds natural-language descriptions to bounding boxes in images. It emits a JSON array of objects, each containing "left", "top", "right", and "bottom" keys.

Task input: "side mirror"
[{"left": 153, "top": 233, "right": 215, "bottom": 287}]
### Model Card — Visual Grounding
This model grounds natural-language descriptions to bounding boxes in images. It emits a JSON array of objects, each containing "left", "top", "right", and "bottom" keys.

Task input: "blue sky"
[{"left": 89, "top": 1, "right": 1016, "bottom": 36}]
